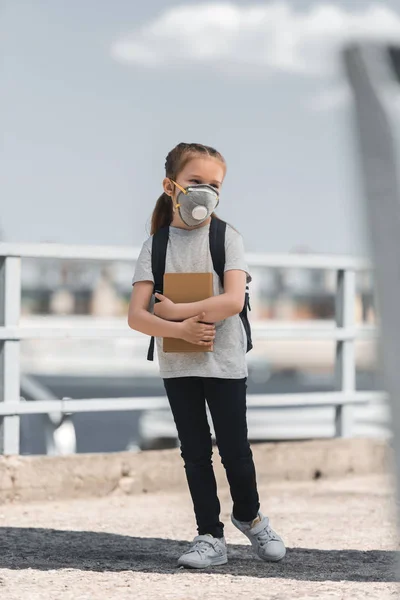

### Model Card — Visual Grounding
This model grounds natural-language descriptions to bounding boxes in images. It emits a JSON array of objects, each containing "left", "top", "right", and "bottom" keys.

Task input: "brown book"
[{"left": 163, "top": 272, "right": 214, "bottom": 353}]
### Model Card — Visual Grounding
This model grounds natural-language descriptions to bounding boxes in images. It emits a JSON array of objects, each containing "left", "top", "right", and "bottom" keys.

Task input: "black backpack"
[{"left": 147, "top": 218, "right": 253, "bottom": 361}]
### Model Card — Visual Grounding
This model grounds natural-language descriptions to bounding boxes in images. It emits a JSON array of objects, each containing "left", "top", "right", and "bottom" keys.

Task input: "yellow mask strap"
[{"left": 170, "top": 179, "right": 188, "bottom": 195}]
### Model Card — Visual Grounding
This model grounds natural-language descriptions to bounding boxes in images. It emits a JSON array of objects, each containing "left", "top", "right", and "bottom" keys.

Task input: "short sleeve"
[
  {"left": 224, "top": 226, "right": 252, "bottom": 283},
  {"left": 132, "top": 238, "right": 154, "bottom": 286}
]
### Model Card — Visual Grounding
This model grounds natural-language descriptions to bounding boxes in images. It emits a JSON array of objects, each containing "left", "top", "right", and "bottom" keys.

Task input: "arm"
[
  {"left": 155, "top": 270, "right": 247, "bottom": 323},
  {"left": 128, "top": 281, "right": 184, "bottom": 338},
  {"left": 128, "top": 281, "right": 216, "bottom": 345}
]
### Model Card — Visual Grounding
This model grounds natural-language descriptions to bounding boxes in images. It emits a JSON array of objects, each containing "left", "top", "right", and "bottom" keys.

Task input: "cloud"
[{"left": 111, "top": 2, "right": 400, "bottom": 77}]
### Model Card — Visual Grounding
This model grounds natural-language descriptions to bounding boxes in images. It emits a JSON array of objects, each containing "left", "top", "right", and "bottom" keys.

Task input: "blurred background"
[{"left": 1, "top": 0, "right": 399, "bottom": 455}]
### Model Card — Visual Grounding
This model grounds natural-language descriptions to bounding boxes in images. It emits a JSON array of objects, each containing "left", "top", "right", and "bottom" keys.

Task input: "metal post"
[
  {"left": 335, "top": 269, "right": 356, "bottom": 437},
  {"left": 0, "top": 256, "right": 21, "bottom": 454},
  {"left": 344, "top": 45, "right": 400, "bottom": 559}
]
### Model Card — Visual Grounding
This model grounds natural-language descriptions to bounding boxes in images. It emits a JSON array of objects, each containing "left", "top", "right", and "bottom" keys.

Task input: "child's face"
[{"left": 164, "top": 156, "right": 225, "bottom": 202}]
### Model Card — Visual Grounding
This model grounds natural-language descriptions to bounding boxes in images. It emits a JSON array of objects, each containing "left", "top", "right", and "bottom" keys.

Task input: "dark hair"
[{"left": 150, "top": 142, "right": 226, "bottom": 235}]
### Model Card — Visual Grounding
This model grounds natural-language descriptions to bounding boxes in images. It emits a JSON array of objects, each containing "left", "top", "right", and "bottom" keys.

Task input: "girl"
[{"left": 128, "top": 142, "right": 286, "bottom": 569}]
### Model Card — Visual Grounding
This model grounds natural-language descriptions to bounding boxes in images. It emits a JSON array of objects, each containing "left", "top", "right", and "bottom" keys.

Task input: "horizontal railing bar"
[
  {"left": 0, "top": 325, "right": 378, "bottom": 341},
  {"left": 0, "top": 397, "right": 169, "bottom": 415},
  {"left": 245, "top": 253, "right": 371, "bottom": 271},
  {"left": 0, "top": 242, "right": 371, "bottom": 270},
  {"left": 252, "top": 326, "right": 377, "bottom": 341},
  {"left": 246, "top": 392, "right": 386, "bottom": 407},
  {"left": 0, "top": 392, "right": 386, "bottom": 416},
  {"left": 0, "top": 326, "right": 142, "bottom": 340},
  {"left": 0, "top": 243, "right": 141, "bottom": 262}
]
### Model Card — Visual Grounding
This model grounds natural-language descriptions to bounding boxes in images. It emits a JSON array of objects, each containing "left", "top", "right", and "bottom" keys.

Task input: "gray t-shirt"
[{"left": 132, "top": 222, "right": 251, "bottom": 379}]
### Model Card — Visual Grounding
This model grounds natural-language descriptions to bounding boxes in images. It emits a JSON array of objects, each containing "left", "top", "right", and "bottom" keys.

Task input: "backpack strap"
[
  {"left": 209, "top": 217, "right": 226, "bottom": 286},
  {"left": 240, "top": 293, "right": 253, "bottom": 353},
  {"left": 152, "top": 226, "right": 169, "bottom": 296},
  {"left": 209, "top": 218, "right": 253, "bottom": 353},
  {"left": 147, "top": 226, "right": 169, "bottom": 361}
]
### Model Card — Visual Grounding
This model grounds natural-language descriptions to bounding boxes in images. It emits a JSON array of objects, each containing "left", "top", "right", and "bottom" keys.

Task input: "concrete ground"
[{"left": 0, "top": 474, "right": 398, "bottom": 599}]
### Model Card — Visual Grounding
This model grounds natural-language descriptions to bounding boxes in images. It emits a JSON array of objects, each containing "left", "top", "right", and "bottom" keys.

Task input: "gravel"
[{"left": 0, "top": 474, "right": 398, "bottom": 599}]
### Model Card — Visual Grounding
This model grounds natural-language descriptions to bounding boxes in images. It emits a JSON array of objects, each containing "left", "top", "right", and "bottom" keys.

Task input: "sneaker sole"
[{"left": 177, "top": 555, "right": 228, "bottom": 569}]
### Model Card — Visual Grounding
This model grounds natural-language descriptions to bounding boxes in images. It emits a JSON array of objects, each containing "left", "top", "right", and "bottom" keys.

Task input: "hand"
[
  {"left": 154, "top": 293, "right": 178, "bottom": 321},
  {"left": 179, "top": 313, "right": 216, "bottom": 346}
]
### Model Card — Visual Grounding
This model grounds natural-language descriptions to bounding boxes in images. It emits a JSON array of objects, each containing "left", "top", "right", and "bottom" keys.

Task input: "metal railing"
[{"left": 0, "top": 242, "right": 384, "bottom": 455}]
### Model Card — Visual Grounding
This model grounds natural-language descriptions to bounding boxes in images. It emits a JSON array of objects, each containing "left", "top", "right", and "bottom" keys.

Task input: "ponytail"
[{"left": 150, "top": 192, "right": 173, "bottom": 235}]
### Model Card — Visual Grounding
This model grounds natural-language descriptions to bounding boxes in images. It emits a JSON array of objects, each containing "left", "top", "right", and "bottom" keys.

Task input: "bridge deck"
[{"left": 0, "top": 474, "right": 397, "bottom": 599}]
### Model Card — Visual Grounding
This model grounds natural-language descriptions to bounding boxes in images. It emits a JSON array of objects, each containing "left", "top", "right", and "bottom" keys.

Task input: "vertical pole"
[
  {"left": 344, "top": 45, "right": 400, "bottom": 568},
  {"left": 335, "top": 269, "right": 356, "bottom": 437},
  {"left": 0, "top": 256, "right": 21, "bottom": 454}
]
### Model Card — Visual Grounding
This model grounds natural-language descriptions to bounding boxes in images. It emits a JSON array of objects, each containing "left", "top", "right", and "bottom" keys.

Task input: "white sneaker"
[
  {"left": 231, "top": 512, "right": 286, "bottom": 562},
  {"left": 177, "top": 535, "right": 228, "bottom": 569}
]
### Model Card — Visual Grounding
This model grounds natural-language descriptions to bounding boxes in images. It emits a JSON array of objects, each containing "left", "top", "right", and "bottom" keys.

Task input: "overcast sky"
[{"left": 1, "top": 0, "right": 400, "bottom": 254}]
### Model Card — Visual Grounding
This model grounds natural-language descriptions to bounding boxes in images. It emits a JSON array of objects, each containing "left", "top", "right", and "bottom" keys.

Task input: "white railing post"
[
  {"left": 335, "top": 269, "right": 356, "bottom": 437},
  {"left": 0, "top": 256, "right": 21, "bottom": 454}
]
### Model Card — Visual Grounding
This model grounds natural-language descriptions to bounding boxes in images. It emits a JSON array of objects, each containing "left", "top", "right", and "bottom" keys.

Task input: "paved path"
[{"left": 0, "top": 475, "right": 398, "bottom": 599}]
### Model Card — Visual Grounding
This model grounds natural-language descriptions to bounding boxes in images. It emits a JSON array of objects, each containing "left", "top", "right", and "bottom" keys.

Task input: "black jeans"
[{"left": 163, "top": 377, "right": 260, "bottom": 539}]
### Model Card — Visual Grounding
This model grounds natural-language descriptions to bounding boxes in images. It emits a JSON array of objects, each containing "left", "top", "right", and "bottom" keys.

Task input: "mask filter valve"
[{"left": 192, "top": 205, "right": 208, "bottom": 220}]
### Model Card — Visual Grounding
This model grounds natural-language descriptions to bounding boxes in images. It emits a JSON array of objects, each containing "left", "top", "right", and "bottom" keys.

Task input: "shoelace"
[
  {"left": 185, "top": 539, "right": 215, "bottom": 557},
  {"left": 256, "top": 524, "right": 279, "bottom": 547}
]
